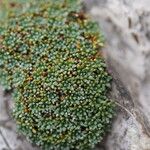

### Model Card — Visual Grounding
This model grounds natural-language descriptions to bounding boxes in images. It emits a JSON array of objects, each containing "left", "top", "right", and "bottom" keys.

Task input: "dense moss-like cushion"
[
  {"left": 0, "top": 0, "right": 114, "bottom": 149},
  {"left": 0, "top": 0, "right": 82, "bottom": 89},
  {"left": 13, "top": 57, "right": 114, "bottom": 149}
]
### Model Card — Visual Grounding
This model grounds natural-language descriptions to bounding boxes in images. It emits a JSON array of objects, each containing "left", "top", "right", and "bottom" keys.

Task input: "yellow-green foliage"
[
  {"left": 0, "top": 0, "right": 81, "bottom": 89},
  {"left": 0, "top": 0, "right": 114, "bottom": 150}
]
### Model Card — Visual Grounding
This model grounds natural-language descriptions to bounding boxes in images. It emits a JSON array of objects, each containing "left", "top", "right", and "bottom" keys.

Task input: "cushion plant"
[{"left": 0, "top": 0, "right": 114, "bottom": 149}]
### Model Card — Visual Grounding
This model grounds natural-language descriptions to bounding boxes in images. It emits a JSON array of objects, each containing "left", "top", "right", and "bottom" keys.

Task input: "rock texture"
[
  {"left": 0, "top": 86, "right": 39, "bottom": 150},
  {"left": 83, "top": 0, "right": 150, "bottom": 149}
]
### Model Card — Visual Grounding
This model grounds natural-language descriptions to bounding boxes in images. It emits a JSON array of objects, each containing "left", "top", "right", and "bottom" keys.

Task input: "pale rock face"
[
  {"left": 0, "top": 86, "right": 39, "bottom": 150},
  {"left": 83, "top": 0, "right": 150, "bottom": 149}
]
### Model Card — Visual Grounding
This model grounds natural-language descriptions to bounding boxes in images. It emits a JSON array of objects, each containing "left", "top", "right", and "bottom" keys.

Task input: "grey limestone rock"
[{"left": 83, "top": 0, "right": 150, "bottom": 149}]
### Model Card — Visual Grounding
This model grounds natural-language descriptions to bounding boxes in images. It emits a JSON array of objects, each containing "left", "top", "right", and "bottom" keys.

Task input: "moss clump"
[
  {"left": 0, "top": 0, "right": 114, "bottom": 150},
  {"left": 13, "top": 57, "right": 114, "bottom": 149},
  {"left": 0, "top": 0, "right": 82, "bottom": 89}
]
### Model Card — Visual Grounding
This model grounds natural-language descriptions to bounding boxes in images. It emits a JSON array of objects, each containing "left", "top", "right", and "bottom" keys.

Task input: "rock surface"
[
  {"left": 0, "top": 86, "right": 39, "bottom": 150},
  {"left": 83, "top": 0, "right": 150, "bottom": 149}
]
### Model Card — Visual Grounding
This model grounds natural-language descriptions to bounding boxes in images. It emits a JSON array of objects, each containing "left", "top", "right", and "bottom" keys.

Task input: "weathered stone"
[
  {"left": 83, "top": 0, "right": 150, "bottom": 149},
  {"left": 0, "top": 86, "right": 39, "bottom": 150},
  {"left": 0, "top": 133, "right": 8, "bottom": 150}
]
